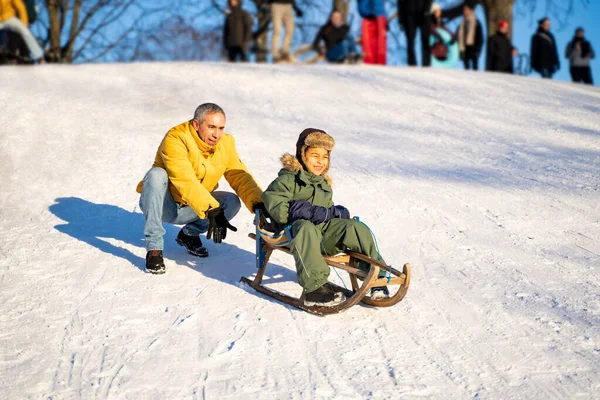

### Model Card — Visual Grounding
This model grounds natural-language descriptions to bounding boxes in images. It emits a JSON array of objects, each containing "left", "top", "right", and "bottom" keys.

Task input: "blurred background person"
[
  {"left": 270, "top": 0, "right": 303, "bottom": 63},
  {"left": 398, "top": 0, "right": 433, "bottom": 67},
  {"left": 457, "top": 3, "right": 483, "bottom": 70},
  {"left": 0, "top": 0, "right": 44, "bottom": 63},
  {"left": 530, "top": 17, "right": 560, "bottom": 79},
  {"left": 358, "top": 0, "right": 387, "bottom": 65},
  {"left": 223, "top": 0, "right": 253, "bottom": 62},
  {"left": 565, "top": 27, "right": 594, "bottom": 85},
  {"left": 486, "top": 20, "right": 517, "bottom": 74},
  {"left": 312, "top": 10, "right": 359, "bottom": 64},
  {"left": 429, "top": 3, "right": 459, "bottom": 69}
]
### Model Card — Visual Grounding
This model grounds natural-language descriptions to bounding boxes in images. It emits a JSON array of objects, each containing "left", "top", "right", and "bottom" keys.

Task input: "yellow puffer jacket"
[
  {"left": 137, "top": 120, "right": 263, "bottom": 219},
  {"left": 0, "top": 0, "right": 28, "bottom": 25}
]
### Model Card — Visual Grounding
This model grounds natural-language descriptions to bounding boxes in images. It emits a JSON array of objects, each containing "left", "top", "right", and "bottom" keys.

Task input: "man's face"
[
  {"left": 463, "top": 6, "right": 472, "bottom": 17},
  {"left": 230, "top": 0, "right": 239, "bottom": 7},
  {"left": 542, "top": 20, "right": 551, "bottom": 31},
  {"left": 577, "top": 29, "right": 585, "bottom": 39},
  {"left": 331, "top": 11, "right": 342, "bottom": 27},
  {"left": 192, "top": 113, "right": 225, "bottom": 147},
  {"left": 304, "top": 147, "right": 329, "bottom": 176},
  {"left": 499, "top": 23, "right": 509, "bottom": 34}
]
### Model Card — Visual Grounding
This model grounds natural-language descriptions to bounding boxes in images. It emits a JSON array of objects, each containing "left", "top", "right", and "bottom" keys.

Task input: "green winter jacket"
[{"left": 262, "top": 153, "right": 333, "bottom": 225}]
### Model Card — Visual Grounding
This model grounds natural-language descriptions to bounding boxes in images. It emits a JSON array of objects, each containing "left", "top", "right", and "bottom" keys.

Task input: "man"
[
  {"left": 565, "top": 27, "right": 595, "bottom": 85},
  {"left": 457, "top": 3, "right": 483, "bottom": 71},
  {"left": 270, "top": 0, "right": 303, "bottom": 63},
  {"left": 530, "top": 17, "right": 560, "bottom": 79},
  {"left": 0, "top": 0, "right": 45, "bottom": 63},
  {"left": 136, "top": 103, "right": 264, "bottom": 274},
  {"left": 486, "top": 20, "right": 517, "bottom": 74},
  {"left": 223, "top": 0, "right": 253, "bottom": 62}
]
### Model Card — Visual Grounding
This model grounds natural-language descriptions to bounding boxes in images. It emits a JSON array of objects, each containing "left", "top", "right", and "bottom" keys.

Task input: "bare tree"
[{"left": 32, "top": 0, "right": 172, "bottom": 63}]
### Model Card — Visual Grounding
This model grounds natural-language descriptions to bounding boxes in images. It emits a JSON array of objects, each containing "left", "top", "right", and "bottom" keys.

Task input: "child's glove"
[
  {"left": 310, "top": 205, "right": 349, "bottom": 224},
  {"left": 288, "top": 200, "right": 313, "bottom": 223},
  {"left": 332, "top": 205, "right": 350, "bottom": 219}
]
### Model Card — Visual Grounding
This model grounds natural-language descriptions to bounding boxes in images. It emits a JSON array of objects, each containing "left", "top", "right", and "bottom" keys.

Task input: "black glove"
[
  {"left": 252, "top": 202, "right": 269, "bottom": 216},
  {"left": 332, "top": 205, "right": 350, "bottom": 219},
  {"left": 206, "top": 207, "right": 237, "bottom": 244}
]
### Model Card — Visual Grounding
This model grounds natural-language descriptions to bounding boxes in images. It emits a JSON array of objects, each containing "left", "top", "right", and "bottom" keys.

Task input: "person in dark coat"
[
  {"left": 312, "top": 10, "right": 358, "bottom": 64},
  {"left": 530, "top": 17, "right": 560, "bottom": 79},
  {"left": 486, "top": 20, "right": 516, "bottom": 74},
  {"left": 457, "top": 3, "right": 483, "bottom": 70},
  {"left": 398, "top": 0, "right": 433, "bottom": 66},
  {"left": 223, "top": 0, "right": 254, "bottom": 62},
  {"left": 565, "top": 27, "right": 595, "bottom": 85}
]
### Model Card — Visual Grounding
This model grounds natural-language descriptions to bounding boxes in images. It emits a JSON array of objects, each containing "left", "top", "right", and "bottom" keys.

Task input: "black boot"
[
  {"left": 370, "top": 286, "right": 390, "bottom": 300},
  {"left": 304, "top": 284, "right": 345, "bottom": 307},
  {"left": 176, "top": 230, "right": 209, "bottom": 257},
  {"left": 146, "top": 250, "right": 165, "bottom": 274}
]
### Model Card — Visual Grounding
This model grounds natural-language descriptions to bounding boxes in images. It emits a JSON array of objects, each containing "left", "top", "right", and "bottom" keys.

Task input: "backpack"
[{"left": 431, "top": 41, "right": 448, "bottom": 61}]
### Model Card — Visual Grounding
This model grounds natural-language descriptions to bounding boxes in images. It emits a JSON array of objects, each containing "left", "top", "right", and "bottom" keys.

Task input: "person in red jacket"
[{"left": 357, "top": 0, "right": 387, "bottom": 65}]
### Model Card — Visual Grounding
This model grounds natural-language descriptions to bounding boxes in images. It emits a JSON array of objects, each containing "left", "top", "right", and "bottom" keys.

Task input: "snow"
[{"left": 1, "top": 62, "right": 599, "bottom": 399}]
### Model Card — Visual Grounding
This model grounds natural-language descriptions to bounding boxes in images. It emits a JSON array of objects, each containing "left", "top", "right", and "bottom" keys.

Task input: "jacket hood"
[{"left": 280, "top": 153, "right": 332, "bottom": 185}]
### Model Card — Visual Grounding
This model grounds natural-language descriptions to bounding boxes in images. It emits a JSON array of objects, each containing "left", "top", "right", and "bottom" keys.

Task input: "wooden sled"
[{"left": 240, "top": 211, "right": 411, "bottom": 315}]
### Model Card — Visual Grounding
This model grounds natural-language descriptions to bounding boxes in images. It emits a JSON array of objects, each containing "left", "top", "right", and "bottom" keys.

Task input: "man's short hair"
[{"left": 194, "top": 103, "right": 225, "bottom": 123}]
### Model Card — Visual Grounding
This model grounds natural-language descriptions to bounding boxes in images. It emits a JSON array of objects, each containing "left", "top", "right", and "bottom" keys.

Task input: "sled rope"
[
  {"left": 354, "top": 216, "right": 392, "bottom": 283},
  {"left": 320, "top": 242, "right": 349, "bottom": 290}
]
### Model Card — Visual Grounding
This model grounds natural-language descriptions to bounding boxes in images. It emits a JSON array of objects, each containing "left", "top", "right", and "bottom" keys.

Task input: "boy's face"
[{"left": 304, "top": 147, "right": 329, "bottom": 176}]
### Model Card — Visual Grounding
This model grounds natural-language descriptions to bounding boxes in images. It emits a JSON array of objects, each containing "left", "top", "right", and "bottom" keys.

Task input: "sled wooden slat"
[{"left": 241, "top": 213, "right": 410, "bottom": 314}]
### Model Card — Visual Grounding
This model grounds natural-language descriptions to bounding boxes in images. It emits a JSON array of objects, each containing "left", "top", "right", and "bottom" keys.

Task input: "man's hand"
[{"left": 206, "top": 207, "right": 237, "bottom": 243}]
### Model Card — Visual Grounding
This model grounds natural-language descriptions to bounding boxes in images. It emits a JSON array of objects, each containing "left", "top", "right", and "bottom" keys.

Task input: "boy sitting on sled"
[{"left": 262, "top": 128, "right": 389, "bottom": 307}]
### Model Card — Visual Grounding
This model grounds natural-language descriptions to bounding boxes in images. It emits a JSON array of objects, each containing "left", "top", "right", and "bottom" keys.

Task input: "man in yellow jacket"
[
  {"left": 0, "top": 0, "right": 44, "bottom": 63},
  {"left": 137, "top": 103, "right": 264, "bottom": 274}
]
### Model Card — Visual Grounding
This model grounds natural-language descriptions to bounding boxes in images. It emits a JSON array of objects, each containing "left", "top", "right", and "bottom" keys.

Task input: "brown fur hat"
[{"left": 280, "top": 128, "right": 335, "bottom": 185}]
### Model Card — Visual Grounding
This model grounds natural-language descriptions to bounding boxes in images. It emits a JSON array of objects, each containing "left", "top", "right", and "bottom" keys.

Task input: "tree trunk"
[
  {"left": 46, "top": 0, "right": 62, "bottom": 62},
  {"left": 481, "top": 0, "right": 515, "bottom": 39},
  {"left": 64, "top": 0, "right": 82, "bottom": 63}
]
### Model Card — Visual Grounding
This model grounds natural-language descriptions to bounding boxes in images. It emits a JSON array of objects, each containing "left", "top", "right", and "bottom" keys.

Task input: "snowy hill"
[{"left": 1, "top": 63, "right": 599, "bottom": 399}]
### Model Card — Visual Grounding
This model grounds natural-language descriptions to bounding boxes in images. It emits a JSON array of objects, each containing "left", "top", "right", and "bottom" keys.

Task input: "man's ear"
[{"left": 192, "top": 119, "right": 200, "bottom": 131}]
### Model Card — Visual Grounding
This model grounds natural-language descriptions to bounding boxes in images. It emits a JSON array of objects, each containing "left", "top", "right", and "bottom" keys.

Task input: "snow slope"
[{"left": 1, "top": 63, "right": 599, "bottom": 399}]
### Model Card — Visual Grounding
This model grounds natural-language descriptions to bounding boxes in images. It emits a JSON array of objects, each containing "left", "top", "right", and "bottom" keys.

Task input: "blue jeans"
[
  {"left": 326, "top": 35, "right": 357, "bottom": 63},
  {"left": 139, "top": 168, "right": 241, "bottom": 251}
]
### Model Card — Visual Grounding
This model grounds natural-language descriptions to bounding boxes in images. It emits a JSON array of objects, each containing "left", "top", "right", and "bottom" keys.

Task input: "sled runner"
[{"left": 240, "top": 211, "right": 411, "bottom": 315}]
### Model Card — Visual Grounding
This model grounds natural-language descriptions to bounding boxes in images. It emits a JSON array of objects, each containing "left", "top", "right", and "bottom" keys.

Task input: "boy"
[{"left": 262, "top": 128, "right": 388, "bottom": 307}]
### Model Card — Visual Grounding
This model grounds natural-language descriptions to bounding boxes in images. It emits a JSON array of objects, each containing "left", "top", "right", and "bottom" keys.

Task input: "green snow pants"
[{"left": 289, "top": 218, "right": 385, "bottom": 293}]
